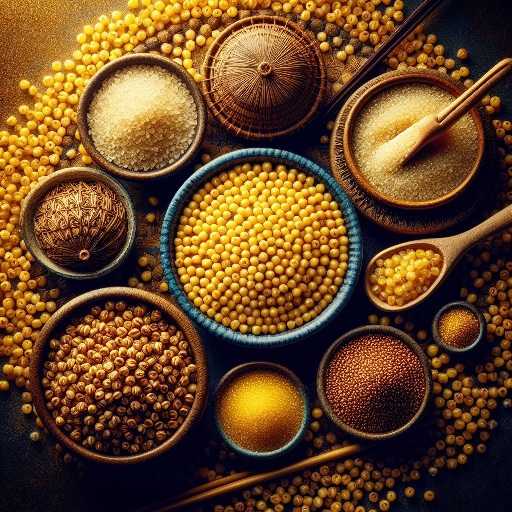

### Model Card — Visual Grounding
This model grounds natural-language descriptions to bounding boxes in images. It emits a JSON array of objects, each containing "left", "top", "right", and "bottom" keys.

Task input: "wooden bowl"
[
  {"left": 20, "top": 167, "right": 136, "bottom": 280},
  {"left": 29, "top": 287, "right": 208, "bottom": 464},
  {"left": 160, "top": 147, "right": 363, "bottom": 348},
  {"left": 78, "top": 53, "right": 206, "bottom": 181},
  {"left": 214, "top": 362, "right": 309, "bottom": 459},
  {"left": 317, "top": 325, "right": 432, "bottom": 441},
  {"left": 330, "top": 69, "right": 486, "bottom": 210},
  {"left": 432, "top": 301, "right": 486, "bottom": 353}
]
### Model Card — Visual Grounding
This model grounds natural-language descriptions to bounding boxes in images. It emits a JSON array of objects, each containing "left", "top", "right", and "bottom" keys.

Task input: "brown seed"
[
  {"left": 324, "top": 334, "right": 426, "bottom": 433},
  {"left": 42, "top": 300, "right": 198, "bottom": 456},
  {"left": 438, "top": 306, "right": 481, "bottom": 348}
]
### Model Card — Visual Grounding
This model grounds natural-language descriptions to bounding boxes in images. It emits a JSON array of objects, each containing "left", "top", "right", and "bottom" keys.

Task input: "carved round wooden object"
[
  {"left": 33, "top": 180, "right": 128, "bottom": 271},
  {"left": 202, "top": 15, "right": 326, "bottom": 140}
]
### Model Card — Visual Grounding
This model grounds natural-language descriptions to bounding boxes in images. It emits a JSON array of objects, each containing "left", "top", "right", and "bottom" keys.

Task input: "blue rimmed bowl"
[
  {"left": 214, "top": 362, "right": 310, "bottom": 459},
  {"left": 160, "top": 148, "right": 363, "bottom": 347}
]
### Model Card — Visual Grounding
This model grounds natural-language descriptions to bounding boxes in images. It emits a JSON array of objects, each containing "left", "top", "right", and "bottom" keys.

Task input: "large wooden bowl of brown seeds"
[{"left": 29, "top": 287, "right": 207, "bottom": 464}]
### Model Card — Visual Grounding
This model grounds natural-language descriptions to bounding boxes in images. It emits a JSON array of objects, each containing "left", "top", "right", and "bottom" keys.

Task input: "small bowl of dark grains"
[
  {"left": 317, "top": 325, "right": 431, "bottom": 441},
  {"left": 30, "top": 287, "right": 208, "bottom": 464}
]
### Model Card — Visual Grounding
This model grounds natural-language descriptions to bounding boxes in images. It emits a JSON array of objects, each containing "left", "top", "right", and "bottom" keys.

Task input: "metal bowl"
[
  {"left": 29, "top": 287, "right": 208, "bottom": 464},
  {"left": 432, "top": 301, "right": 486, "bottom": 353},
  {"left": 160, "top": 147, "right": 363, "bottom": 347}
]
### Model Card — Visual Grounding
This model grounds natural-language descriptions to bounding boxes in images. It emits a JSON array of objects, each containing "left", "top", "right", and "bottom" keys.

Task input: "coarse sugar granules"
[
  {"left": 324, "top": 333, "right": 427, "bottom": 434},
  {"left": 88, "top": 64, "right": 198, "bottom": 171},
  {"left": 352, "top": 82, "right": 479, "bottom": 203}
]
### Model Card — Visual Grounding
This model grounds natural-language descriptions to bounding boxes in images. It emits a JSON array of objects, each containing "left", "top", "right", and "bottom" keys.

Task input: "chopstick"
[
  {"left": 141, "top": 443, "right": 363, "bottom": 512},
  {"left": 172, "top": 471, "right": 251, "bottom": 501},
  {"left": 322, "top": 0, "right": 447, "bottom": 120}
]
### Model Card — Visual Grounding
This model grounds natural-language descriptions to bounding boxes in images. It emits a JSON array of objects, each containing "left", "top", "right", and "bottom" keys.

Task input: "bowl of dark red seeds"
[
  {"left": 29, "top": 287, "right": 208, "bottom": 464},
  {"left": 317, "top": 325, "right": 431, "bottom": 441}
]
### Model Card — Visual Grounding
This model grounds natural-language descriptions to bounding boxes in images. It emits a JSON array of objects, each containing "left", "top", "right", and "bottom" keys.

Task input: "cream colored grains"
[
  {"left": 352, "top": 83, "right": 479, "bottom": 203},
  {"left": 88, "top": 65, "right": 197, "bottom": 171}
]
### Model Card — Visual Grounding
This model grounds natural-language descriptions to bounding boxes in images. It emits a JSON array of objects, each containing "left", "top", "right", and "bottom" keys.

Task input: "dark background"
[{"left": 1, "top": 0, "right": 512, "bottom": 511}]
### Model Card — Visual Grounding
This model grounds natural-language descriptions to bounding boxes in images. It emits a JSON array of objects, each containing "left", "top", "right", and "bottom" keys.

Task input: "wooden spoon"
[
  {"left": 365, "top": 204, "right": 512, "bottom": 312},
  {"left": 381, "top": 58, "right": 512, "bottom": 167}
]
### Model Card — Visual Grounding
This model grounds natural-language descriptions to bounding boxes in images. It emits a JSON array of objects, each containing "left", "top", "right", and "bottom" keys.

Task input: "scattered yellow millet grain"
[
  {"left": 174, "top": 162, "right": 349, "bottom": 335},
  {"left": 368, "top": 248, "right": 443, "bottom": 307}
]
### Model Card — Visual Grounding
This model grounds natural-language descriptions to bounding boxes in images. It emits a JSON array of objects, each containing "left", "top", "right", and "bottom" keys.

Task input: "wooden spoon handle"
[
  {"left": 457, "top": 204, "right": 512, "bottom": 251},
  {"left": 436, "top": 58, "right": 512, "bottom": 128}
]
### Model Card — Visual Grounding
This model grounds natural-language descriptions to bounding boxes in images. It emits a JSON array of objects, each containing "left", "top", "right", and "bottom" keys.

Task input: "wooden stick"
[
  {"left": 149, "top": 443, "right": 363, "bottom": 512},
  {"left": 322, "top": 0, "right": 446, "bottom": 119},
  {"left": 173, "top": 472, "right": 251, "bottom": 501}
]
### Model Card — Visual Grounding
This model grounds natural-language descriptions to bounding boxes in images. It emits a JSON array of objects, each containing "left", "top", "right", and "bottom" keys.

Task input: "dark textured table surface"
[{"left": 1, "top": 1, "right": 512, "bottom": 511}]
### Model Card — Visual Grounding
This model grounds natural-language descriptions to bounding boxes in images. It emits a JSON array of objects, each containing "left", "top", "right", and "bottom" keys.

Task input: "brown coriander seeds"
[{"left": 41, "top": 300, "right": 198, "bottom": 456}]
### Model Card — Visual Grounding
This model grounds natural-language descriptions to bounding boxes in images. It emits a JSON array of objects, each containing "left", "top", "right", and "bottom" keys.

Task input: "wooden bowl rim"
[
  {"left": 333, "top": 69, "right": 485, "bottom": 210},
  {"left": 214, "top": 361, "right": 310, "bottom": 459},
  {"left": 316, "top": 325, "right": 432, "bottom": 441},
  {"left": 29, "top": 286, "right": 208, "bottom": 464},
  {"left": 78, "top": 53, "right": 206, "bottom": 181},
  {"left": 432, "top": 301, "right": 486, "bottom": 353},
  {"left": 201, "top": 14, "right": 327, "bottom": 141},
  {"left": 20, "top": 167, "right": 136, "bottom": 280},
  {"left": 159, "top": 147, "right": 363, "bottom": 347}
]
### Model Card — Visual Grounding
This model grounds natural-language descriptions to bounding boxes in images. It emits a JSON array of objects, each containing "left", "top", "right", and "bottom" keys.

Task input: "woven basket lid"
[{"left": 202, "top": 15, "right": 326, "bottom": 140}]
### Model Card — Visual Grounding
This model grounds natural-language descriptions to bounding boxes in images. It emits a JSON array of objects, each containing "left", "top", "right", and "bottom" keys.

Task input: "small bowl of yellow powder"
[
  {"left": 160, "top": 148, "right": 362, "bottom": 347},
  {"left": 78, "top": 53, "right": 206, "bottom": 181},
  {"left": 335, "top": 69, "right": 485, "bottom": 210},
  {"left": 433, "top": 301, "right": 485, "bottom": 353},
  {"left": 215, "top": 362, "right": 309, "bottom": 458}
]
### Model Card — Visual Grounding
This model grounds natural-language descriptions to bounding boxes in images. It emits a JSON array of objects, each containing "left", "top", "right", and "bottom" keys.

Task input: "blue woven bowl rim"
[{"left": 160, "top": 148, "right": 363, "bottom": 347}]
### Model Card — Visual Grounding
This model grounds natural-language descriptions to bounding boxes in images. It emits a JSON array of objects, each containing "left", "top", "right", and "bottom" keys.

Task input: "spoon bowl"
[
  {"left": 365, "top": 240, "right": 449, "bottom": 312},
  {"left": 366, "top": 204, "right": 512, "bottom": 312}
]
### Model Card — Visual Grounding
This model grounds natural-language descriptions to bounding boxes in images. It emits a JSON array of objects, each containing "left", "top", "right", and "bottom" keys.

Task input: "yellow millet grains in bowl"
[
  {"left": 174, "top": 162, "right": 349, "bottom": 335},
  {"left": 368, "top": 248, "right": 443, "bottom": 307}
]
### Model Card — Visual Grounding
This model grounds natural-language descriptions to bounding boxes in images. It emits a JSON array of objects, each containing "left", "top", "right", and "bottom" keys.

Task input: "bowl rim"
[
  {"left": 20, "top": 167, "right": 136, "bottom": 280},
  {"left": 432, "top": 301, "right": 486, "bottom": 353},
  {"left": 333, "top": 69, "right": 485, "bottom": 210},
  {"left": 201, "top": 14, "right": 327, "bottom": 141},
  {"left": 214, "top": 361, "right": 310, "bottom": 459},
  {"left": 159, "top": 147, "right": 363, "bottom": 347},
  {"left": 77, "top": 53, "right": 207, "bottom": 181},
  {"left": 316, "top": 325, "right": 432, "bottom": 441},
  {"left": 29, "top": 286, "right": 208, "bottom": 464}
]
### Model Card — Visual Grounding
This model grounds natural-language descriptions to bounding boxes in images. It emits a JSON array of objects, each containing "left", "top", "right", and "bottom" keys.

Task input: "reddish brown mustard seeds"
[{"left": 324, "top": 334, "right": 426, "bottom": 434}]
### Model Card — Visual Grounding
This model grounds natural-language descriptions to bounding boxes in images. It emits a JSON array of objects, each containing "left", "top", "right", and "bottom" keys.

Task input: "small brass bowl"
[
  {"left": 214, "top": 361, "right": 309, "bottom": 459},
  {"left": 78, "top": 53, "right": 206, "bottom": 181},
  {"left": 20, "top": 167, "right": 136, "bottom": 280},
  {"left": 432, "top": 301, "right": 486, "bottom": 353},
  {"left": 330, "top": 69, "right": 486, "bottom": 210},
  {"left": 30, "top": 287, "right": 208, "bottom": 464},
  {"left": 317, "top": 325, "right": 432, "bottom": 441}
]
